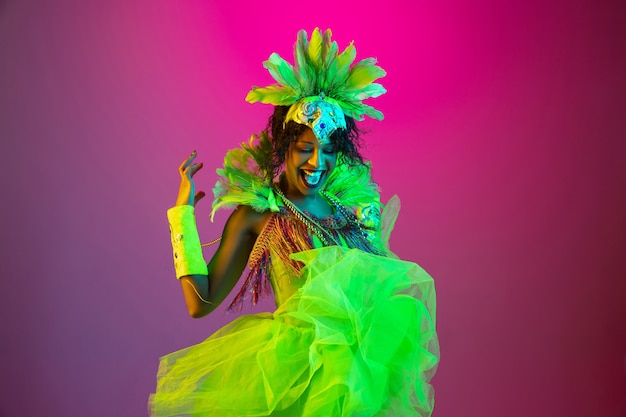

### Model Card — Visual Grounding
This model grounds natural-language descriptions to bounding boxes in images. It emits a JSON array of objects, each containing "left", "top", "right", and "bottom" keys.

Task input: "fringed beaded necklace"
[
  {"left": 274, "top": 187, "right": 372, "bottom": 246},
  {"left": 274, "top": 188, "right": 341, "bottom": 247}
]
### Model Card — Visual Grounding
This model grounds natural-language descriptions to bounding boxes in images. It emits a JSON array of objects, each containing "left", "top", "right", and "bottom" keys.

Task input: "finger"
[
  {"left": 194, "top": 191, "right": 206, "bottom": 206},
  {"left": 179, "top": 150, "right": 198, "bottom": 172},
  {"left": 190, "top": 162, "right": 204, "bottom": 176},
  {"left": 183, "top": 162, "right": 203, "bottom": 179}
]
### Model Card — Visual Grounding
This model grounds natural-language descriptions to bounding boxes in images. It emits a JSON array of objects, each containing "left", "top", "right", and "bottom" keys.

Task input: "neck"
[
  {"left": 277, "top": 179, "right": 332, "bottom": 218},
  {"left": 279, "top": 176, "right": 320, "bottom": 204}
]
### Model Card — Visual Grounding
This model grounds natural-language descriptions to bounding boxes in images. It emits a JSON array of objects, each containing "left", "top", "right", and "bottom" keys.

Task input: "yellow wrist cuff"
[{"left": 167, "top": 205, "right": 208, "bottom": 279}]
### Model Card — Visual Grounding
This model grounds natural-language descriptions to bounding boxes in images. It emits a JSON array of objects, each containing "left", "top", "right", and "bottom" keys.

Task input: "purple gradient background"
[{"left": 1, "top": 1, "right": 625, "bottom": 416}]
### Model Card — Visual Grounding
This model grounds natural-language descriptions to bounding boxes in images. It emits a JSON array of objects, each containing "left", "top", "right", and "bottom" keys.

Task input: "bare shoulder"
[{"left": 226, "top": 205, "right": 273, "bottom": 237}]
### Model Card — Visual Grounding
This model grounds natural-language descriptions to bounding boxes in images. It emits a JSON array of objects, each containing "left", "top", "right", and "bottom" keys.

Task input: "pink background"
[{"left": 1, "top": 0, "right": 625, "bottom": 416}]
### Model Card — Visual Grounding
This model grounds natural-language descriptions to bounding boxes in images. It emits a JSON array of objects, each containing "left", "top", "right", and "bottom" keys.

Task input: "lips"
[{"left": 301, "top": 169, "right": 324, "bottom": 188}]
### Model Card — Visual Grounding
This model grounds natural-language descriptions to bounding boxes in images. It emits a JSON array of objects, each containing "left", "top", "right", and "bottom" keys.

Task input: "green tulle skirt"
[{"left": 149, "top": 247, "right": 439, "bottom": 417}]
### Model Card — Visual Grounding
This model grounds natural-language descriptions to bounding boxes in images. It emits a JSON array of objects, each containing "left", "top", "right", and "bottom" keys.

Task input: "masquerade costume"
[{"left": 150, "top": 29, "right": 439, "bottom": 416}]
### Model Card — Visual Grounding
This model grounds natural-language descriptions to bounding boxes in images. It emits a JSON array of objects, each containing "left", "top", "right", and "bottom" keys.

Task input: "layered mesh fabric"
[{"left": 149, "top": 247, "right": 438, "bottom": 417}]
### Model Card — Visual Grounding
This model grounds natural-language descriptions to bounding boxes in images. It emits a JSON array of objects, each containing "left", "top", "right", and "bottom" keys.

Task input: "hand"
[{"left": 176, "top": 150, "right": 206, "bottom": 206}]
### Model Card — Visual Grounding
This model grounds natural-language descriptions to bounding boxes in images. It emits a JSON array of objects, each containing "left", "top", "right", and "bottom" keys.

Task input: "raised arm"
[{"left": 170, "top": 151, "right": 268, "bottom": 318}]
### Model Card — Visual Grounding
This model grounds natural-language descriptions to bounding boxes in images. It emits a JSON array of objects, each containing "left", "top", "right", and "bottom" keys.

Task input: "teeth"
[{"left": 302, "top": 170, "right": 323, "bottom": 186}]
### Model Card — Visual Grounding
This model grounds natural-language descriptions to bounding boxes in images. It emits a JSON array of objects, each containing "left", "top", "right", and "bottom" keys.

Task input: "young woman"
[{"left": 150, "top": 28, "right": 439, "bottom": 417}]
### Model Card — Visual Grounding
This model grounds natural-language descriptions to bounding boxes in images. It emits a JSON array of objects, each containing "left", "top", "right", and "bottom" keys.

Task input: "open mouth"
[{"left": 300, "top": 169, "right": 324, "bottom": 188}]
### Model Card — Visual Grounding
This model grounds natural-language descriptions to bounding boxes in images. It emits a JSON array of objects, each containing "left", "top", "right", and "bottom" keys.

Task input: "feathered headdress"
[{"left": 246, "top": 28, "right": 386, "bottom": 142}]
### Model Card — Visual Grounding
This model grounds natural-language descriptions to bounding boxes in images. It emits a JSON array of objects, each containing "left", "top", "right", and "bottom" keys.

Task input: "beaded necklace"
[
  {"left": 274, "top": 188, "right": 341, "bottom": 247},
  {"left": 274, "top": 187, "right": 369, "bottom": 247},
  {"left": 320, "top": 191, "right": 367, "bottom": 240}
]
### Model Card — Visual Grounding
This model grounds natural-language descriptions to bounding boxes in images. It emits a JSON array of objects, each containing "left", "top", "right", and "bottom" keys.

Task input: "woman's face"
[{"left": 283, "top": 128, "right": 337, "bottom": 198}]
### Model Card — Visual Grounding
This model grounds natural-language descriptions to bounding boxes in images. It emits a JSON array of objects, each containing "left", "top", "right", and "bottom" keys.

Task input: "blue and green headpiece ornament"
[{"left": 245, "top": 28, "right": 387, "bottom": 143}]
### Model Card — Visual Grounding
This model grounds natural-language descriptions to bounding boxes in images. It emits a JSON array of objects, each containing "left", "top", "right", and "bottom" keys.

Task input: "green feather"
[
  {"left": 320, "top": 29, "right": 333, "bottom": 66},
  {"left": 324, "top": 161, "right": 381, "bottom": 210},
  {"left": 345, "top": 58, "right": 386, "bottom": 90},
  {"left": 211, "top": 133, "right": 279, "bottom": 220},
  {"left": 343, "top": 83, "right": 387, "bottom": 101},
  {"left": 322, "top": 40, "right": 339, "bottom": 92},
  {"left": 333, "top": 42, "right": 356, "bottom": 86},
  {"left": 357, "top": 103, "right": 385, "bottom": 121},
  {"left": 307, "top": 28, "right": 323, "bottom": 72},
  {"left": 294, "top": 30, "right": 312, "bottom": 91},
  {"left": 336, "top": 99, "right": 361, "bottom": 117},
  {"left": 264, "top": 53, "right": 299, "bottom": 90},
  {"left": 246, "top": 85, "right": 298, "bottom": 105}
]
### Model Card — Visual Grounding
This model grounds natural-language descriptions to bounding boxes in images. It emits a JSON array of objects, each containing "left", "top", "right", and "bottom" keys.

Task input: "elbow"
[
  {"left": 180, "top": 276, "right": 216, "bottom": 318},
  {"left": 189, "top": 310, "right": 209, "bottom": 319},
  {"left": 187, "top": 303, "right": 214, "bottom": 319}
]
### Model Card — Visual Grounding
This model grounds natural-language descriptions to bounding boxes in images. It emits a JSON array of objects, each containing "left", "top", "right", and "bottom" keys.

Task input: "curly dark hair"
[{"left": 257, "top": 106, "right": 366, "bottom": 180}]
